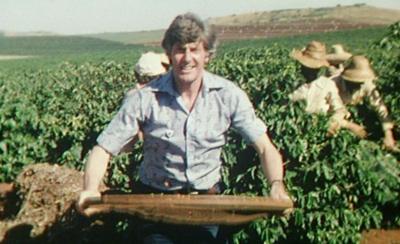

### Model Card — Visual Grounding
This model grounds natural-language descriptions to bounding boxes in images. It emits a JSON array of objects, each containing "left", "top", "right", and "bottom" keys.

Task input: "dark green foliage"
[
  {"left": 0, "top": 25, "right": 399, "bottom": 243},
  {"left": 0, "top": 61, "right": 135, "bottom": 180},
  {"left": 369, "top": 21, "right": 400, "bottom": 130}
]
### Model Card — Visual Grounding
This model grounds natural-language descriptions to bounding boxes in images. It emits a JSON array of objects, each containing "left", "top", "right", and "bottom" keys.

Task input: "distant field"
[
  {"left": 218, "top": 27, "right": 387, "bottom": 54},
  {"left": 0, "top": 27, "right": 388, "bottom": 73},
  {"left": 0, "top": 35, "right": 163, "bottom": 71},
  {"left": 0, "top": 55, "right": 33, "bottom": 60},
  {"left": 0, "top": 35, "right": 137, "bottom": 55},
  {"left": 84, "top": 30, "right": 165, "bottom": 45}
]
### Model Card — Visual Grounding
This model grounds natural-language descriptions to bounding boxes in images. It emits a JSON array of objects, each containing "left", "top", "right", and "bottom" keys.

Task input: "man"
[
  {"left": 325, "top": 44, "right": 352, "bottom": 76},
  {"left": 331, "top": 55, "right": 397, "bottom": 150},
  {"left": 290, "top": 40, "right": 330, "bottom": 83},
  {"left": 77, "top": 12, "right": 290, "bottom": 243}
]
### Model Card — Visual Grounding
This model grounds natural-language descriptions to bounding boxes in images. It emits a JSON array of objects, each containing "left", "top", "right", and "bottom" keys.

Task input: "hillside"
[
  {"left": 83, "top": 4, "right": 399, "bottom": 45},
  {"left": 208, "top": 4, "right": 400, "bottom": 26},
  {"left": 1, "top": 4, "right": 398, "bottom": 47},
  {"left": 208, "top": 4, "right": 400, "bottom": 41}
]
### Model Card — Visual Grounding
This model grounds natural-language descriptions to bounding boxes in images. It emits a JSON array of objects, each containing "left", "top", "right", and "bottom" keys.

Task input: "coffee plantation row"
[{"left": 0, "top": 23, "right": 399, "bottom": 243}]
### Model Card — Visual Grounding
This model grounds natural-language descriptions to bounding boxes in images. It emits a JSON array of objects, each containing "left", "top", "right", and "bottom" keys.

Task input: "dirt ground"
[
  {"left": 0, "top": 163, "right": 84, "bottom": 243},
  {"left": 361, "top": 229, "right": 400, "bottom": 244},
  {"left": 212, "top": 18, "right": 383, "bottom": 41},
  {"left": 1, "top": 164, "right": 399, "bottom": 243}
]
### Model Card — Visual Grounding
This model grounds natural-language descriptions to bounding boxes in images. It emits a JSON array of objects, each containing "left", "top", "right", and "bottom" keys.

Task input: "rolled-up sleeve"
[
  {"left": 229, "top": 87, "right": 267, "bottom": 144},
  {"left": 289, "top": 83, "right": 309, "bottom": 101},
  {"left": 366, "top": 84, "right": 394, "bottom": 131},
  {"left": 97, "top": 92, "right": 142, "bottom": 155}
]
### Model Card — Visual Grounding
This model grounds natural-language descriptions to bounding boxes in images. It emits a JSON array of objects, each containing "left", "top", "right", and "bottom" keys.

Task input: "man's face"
[
  {"left": 300, "top": 65, "right": 319, "bottom": 82},
  {"left": 169, "top": 41, "right": 209, "bottom": 86},
  {"left": 344, "top": 79, "right": 362, "bottom": 93}
]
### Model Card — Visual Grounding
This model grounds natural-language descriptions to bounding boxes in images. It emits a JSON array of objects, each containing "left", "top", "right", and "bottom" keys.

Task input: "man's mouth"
[{"left": 179, "top": 64, "right": 195, "bottom": 73}]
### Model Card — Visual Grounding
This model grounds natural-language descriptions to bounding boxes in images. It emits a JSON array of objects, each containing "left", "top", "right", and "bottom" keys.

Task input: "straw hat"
[
  {"left": 326, "top": 44, "right": 352, "bottom": 65},
  {"left": 291, "top": 41, "right": 330, "bottom": 68},
  {"left": 341, "top": 55, "right": 376, "bottom": 83},
  {"left": 135, "top": 52, "right": 167, "bottom": 77}
]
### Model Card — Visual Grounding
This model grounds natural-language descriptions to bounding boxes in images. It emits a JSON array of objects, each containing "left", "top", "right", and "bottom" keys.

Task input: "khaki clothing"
[
  {"left": 289, "top": 76, "right": 348, "bottom": 124},
  {"left": 334, "top": 77, "right": 394, "bottom": 131},
  {"left": 290, "top": 75, "right": 394, "bottom": 134},
  {"left": 327, "top": 64, "right": 344, "bottom": 77}
]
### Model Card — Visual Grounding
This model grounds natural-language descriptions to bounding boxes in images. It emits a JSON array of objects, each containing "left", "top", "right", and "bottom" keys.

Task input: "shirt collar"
[
  {"left": 148, "top": 70, "right": 225, "bottom": 96},
  {"left": 148, "top": 71, "right": 178, "bottom": 97},
  {"left": 202, "top": 71, "right": 225, "bottom": 91}
]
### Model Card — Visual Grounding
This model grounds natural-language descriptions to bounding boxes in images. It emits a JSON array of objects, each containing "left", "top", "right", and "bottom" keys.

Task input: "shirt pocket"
[
  {"left": 195, "top": 107, "right": 230, "bottom": 143},
  {"left": 143, "top": 106, "right": 172, "bottom": 137}
]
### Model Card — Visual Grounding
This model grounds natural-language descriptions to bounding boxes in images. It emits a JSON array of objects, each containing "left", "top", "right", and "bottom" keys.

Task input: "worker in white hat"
[
  {"left": 326, "top": 44, "right": 352, "bottom": 76},
  {"left": 121, "top": 52, "right": 170, "bottom": 147},
  {"left": 134, "top": 51, "right": 169, "bottom": 88}
]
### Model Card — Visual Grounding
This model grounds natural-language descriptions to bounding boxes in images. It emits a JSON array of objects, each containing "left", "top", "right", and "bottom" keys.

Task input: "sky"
[{"left": 1, "top": 0, "right": 399, "bottom": 35}]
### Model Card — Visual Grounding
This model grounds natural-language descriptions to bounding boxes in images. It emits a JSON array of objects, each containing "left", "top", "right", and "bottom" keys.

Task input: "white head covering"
[
  {"left": 135, "top": 52, "right": 167, "bottom": 77},
  {"left": 326, "top": 44, "right": 352, "bottom": 65}
]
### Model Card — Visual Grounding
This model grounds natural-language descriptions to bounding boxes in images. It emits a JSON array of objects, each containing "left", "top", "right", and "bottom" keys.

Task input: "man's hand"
[
  {"left": 328, "top": 120, "right": 367, "bottom": 139},
  {"left": 383, "top": 134, "right": 399, "bottom": 152},
  {"left": 327, "top": 121, "right": 341, "bottom": 136},
  {"left": 344, "top": 121, "right": 367, "bottom": 139},
  {"left": 76, "top": 190, "right": 101, "bottom": 216},
  {"left": 270, "top": 180, "right": 290, "bottom": 200},
  {"left": 270, "top": 180, "right": 293, "bottom": 216}
]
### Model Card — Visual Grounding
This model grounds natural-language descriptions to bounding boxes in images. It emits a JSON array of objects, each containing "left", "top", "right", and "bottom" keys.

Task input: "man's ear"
[
  {"left": 164, "top": 49, "right": 172, "bottom": 63},
  {"left": 205, "top": 52, "right": 210, "bottom": 64}
]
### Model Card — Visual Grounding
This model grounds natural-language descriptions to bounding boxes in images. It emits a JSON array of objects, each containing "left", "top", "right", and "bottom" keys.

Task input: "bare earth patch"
[
  {"left": 0, "top": 55, "right": 33, "bottom": 60},
  {"left": 0, "top": 163, "right": 84, "bottom": 242},
  {"left": 361, "top": 229, "right": 400, "bottom": 244}
]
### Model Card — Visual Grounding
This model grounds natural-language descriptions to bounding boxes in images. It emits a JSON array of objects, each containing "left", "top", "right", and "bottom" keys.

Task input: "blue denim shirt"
[{"left": 97, "top": 70, "right": 267, "bottom": 191}]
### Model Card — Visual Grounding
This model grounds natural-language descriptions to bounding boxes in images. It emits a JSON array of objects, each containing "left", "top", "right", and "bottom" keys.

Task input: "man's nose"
[{"left": 184, "top": 49, "right": 192, "bottom": 62}]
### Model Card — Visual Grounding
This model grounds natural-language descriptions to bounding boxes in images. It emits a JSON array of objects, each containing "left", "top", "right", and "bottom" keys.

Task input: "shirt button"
[
  {"left": 164, "top": 179, "right": 171, "bottom": 188},
  {"left": 165, "top": 130, "right": 174, "bottom": 138}
]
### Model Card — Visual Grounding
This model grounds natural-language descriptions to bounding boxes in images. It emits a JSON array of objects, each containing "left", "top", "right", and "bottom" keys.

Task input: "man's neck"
[{"left": 174, "top": 77, "right": 203, "bottom": 112}]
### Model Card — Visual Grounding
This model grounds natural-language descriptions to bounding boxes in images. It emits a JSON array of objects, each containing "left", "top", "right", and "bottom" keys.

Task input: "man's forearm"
[
  {"left": 260, "top": 143, "right": 284, "bottom": 183},
  {"left": 253, "top": 134, "right": 284, "bottom": 183},
  {"left": 84, "top": 145, "right": 111, "bottom": 191}
]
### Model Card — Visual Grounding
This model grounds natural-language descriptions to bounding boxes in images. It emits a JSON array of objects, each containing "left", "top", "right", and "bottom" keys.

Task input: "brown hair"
[{"left": 162, "top": 12, "right": 217, "bottom": 58}]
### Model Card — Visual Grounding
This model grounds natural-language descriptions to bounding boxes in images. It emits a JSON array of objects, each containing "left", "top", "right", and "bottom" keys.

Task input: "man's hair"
[{"left": 162, "top": 12, "right": 217, "bottom": 58}]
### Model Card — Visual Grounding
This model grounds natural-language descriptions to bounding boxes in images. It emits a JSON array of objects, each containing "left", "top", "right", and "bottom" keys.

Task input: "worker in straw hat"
[
  {"left": 326, "top": 44, "right": 352, "bottom": 76},
  {"left": 329, "top": 55, "right": 398, "bottom": 150},
  {"left": 290, "top": 40, "right": 331, "bottom": 82},
  {"left": 290, "top": 41, "right": 368, "bottom": 139}
]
